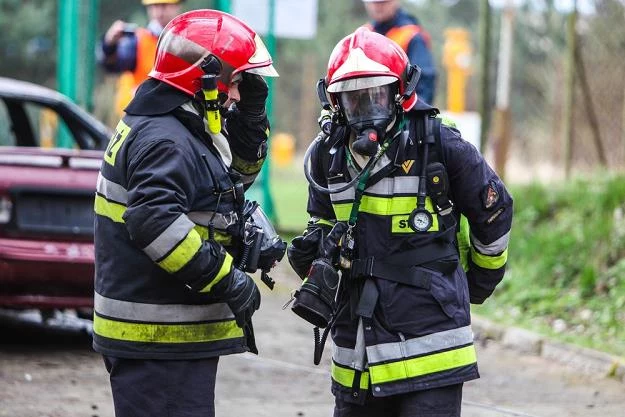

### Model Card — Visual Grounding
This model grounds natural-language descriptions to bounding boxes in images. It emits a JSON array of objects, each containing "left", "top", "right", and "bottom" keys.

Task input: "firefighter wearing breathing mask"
[
  {"left": 93, "top": 10, "right": 283, "bottom": 417},
  {"left": 287, "top": 28, "right": 513, "bottom": 417}
]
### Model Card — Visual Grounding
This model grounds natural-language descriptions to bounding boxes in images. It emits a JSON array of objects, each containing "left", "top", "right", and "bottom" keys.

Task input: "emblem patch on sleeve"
[{"left": 482, "top": 180, "right": 500, "bottom": 210}]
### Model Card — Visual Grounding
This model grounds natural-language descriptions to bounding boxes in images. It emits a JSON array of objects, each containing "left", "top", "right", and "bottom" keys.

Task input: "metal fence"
[{"left": 504, "top": 1, "right": 625, "bottom": 182}]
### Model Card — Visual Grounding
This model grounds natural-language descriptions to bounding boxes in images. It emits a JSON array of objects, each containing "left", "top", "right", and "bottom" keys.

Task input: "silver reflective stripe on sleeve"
[
  {"left": 366, "top": 326, "right": 474, "bottom": 364},
  {"left": 96, "top": 172, "right": 128, "bottom": 204},
  {"left": 143, "top": 214, "right": 196, "bottom": 262},
  {"left": 471, "top": 231, "right": 510, "bottom": 255},
  {"left": 188, "top": 211, "right": 238, "bottom": 231},
  {"left": 94, "top": 292, "right": 234, "bottom": 322}
]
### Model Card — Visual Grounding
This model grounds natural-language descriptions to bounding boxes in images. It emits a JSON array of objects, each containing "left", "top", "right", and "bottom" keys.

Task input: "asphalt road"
[{"left": 1, "top": 263, "right": 623, "bottom": 417}]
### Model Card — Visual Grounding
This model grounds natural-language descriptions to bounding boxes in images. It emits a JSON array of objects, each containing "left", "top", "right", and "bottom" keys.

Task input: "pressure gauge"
[{"left": 408, "top": 208, "right": 432, "bottom": 232}]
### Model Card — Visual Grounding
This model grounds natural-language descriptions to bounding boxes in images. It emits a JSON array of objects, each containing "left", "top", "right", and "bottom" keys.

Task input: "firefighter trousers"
[
  {"left": 103, "top": 355, "right": 219, "bottom": 417},
  {"left": 333, "top": 383, "right": 463, "bottom": 417}
]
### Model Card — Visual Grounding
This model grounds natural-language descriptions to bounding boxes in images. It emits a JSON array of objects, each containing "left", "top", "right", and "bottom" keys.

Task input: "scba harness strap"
[{"left": 339, "top": 114, "right": 461, "bottom": 399}]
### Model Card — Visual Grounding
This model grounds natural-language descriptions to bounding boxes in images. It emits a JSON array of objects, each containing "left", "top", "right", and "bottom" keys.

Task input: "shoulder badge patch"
[
  {"left": 401, "top": 159, "right": 415, "bottom": 174},
  {"left": 482, "top": 180, "right": 500, "bottom": 210}
]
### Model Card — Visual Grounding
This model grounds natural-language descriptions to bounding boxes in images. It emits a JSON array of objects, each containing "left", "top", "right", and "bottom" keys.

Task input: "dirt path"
[{"left": 1, "top": 263, "right": 623, "bottom": 417}]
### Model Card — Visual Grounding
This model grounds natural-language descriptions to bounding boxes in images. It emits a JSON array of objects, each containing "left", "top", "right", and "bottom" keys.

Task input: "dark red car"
[{"left": 0, "top": 77, "right": 110, "bottom": 312}]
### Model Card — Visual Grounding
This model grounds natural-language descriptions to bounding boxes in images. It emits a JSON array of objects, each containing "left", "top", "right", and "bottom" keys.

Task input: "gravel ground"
[{"left": 1, "top": 263, "right": 624, "bottom": 417}]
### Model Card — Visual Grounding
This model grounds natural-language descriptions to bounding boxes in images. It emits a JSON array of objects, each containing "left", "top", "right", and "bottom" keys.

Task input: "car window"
[
  {"left": 0, "top": 100, "right": 12, "bottom": 146},
  {"left": 0, "top": 98, "right": 75, "bottom": 148}
]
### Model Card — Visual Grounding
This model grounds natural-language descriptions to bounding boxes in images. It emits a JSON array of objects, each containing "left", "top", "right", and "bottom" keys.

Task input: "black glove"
[
  {"left": 287, "top": 222, "right": 348, "bottom": 279},
  {"left": 319, "top": 222, "right": 348, "bottom": 260},
  {"left": 288, "top": 227, "right": 324, "bottom": 279},
  {"left": 236, "top": 72, "right": 268, "bottom": 118},
  {"left": 215, "top": 268, "right": 261, "bottom": 327},
  {"left": 466, "top": 268, "right": 503, "bottom": 304}
]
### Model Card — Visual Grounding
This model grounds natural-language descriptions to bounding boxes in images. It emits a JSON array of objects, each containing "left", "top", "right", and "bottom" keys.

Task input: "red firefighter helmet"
[
  {"left": 325, "top": 27, "right": 418, "bottom": 112},
  {"left": 149, "top": 9, "right": 278, "bottom": 96}
]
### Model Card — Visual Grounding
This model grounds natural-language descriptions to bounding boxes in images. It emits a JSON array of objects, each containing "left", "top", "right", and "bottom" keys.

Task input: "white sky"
[
  {"left": 408, "top": 0, "right": 598, "bottom": 15},
  {"left": 488, "top": 0, "right": 595, "bottom": 14}
]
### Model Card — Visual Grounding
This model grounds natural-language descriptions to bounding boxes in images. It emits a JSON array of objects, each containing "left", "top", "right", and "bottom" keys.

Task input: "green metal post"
[
  {"left": 57, "top": 0, "right": 99, "bottom": 146},
  {"left": 57, "top": 0, "right": 80, "bottom": 148},
  {"left": 261, "top": 0, "right": 277, "bottom": 221},
  {"left": 215, "top": 0, "right": 231, "bottom": 13},
  {"left": 83, "top": 0, "right": 100, "bottom": 113}
]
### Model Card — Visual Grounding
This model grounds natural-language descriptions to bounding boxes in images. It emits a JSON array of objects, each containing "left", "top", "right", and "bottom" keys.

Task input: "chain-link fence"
[{"left": 502, "top": 0, "right": 625, "bottom": 182}]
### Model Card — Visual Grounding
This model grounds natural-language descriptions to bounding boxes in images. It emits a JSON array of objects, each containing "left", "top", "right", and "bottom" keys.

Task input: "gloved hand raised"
[
  {"left": 235, "top": 72, "right": 268, "bottom": 119},
  {"left": 214, "top": 267, "right": 261, "bottom": 327}
]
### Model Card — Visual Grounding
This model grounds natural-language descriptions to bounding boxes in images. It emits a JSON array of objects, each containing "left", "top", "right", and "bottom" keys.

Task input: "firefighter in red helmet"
[
  {"left": 288, "top": 28, "right": 513, "bottom": 417},
  {"left": 93, "top": 10, "right": 280, "bottom": 417}
]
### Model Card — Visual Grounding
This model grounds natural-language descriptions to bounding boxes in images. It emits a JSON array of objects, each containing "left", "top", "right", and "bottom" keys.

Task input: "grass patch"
[
  {"left": 474, "top": 173, "right": 625, "bottom": 357},
  {"left": 270, "top": 160, "right": 309, "bottom": 233}
]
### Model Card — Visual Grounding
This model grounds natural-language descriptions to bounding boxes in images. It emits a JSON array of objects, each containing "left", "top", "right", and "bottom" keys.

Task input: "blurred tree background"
[{"left": 1, "top": 0, "right": 624, "bottom": 178}]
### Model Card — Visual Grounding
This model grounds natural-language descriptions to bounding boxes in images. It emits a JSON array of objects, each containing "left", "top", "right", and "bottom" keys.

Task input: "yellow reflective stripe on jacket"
[
  {"left": 368, "top": 345, "right": 477, "bottom": 385},
  {"left": 157, "top": 229, "right": 202, "bottom": 274},
  {"left": 457, "top": 215, "right": 470, "bottom": 272},
  {"left": 331, "top": 363, "right": 370, "bottom": 390},
  {"left": 333, "top": 196, "right": 439, "bottom": 231},
  {"left": 193, "top": 224, "right": 232, "bottom": 246},
  {"left": 470, "top": 247, "right": 508, "bottom": 269},
  {"left": 200, "top": 252, "right": 234, "bottom": 293},
  {"left": 311, "top": 218, "right": 335, "bottom": 227},
  {"left": 94, "top": 194, "right": 126, "bottom": 223},
  {"left": 93, "top": 313, "right": 243, "bottom": 343}
]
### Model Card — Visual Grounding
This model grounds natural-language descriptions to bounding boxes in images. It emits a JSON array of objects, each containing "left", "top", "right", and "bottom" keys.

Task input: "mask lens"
[{"left": 338, "top": 85, "right": 393, "bottom": 125}]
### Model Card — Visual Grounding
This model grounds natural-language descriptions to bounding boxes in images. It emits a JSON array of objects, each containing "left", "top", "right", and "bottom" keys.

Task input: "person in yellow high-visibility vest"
[{"left": 98, "top": 0, "right": 184, "bottom": 117}]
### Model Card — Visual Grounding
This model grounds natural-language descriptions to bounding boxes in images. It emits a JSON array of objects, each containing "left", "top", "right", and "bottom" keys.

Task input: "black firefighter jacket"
[
  {"left": 305, "top": 104, "right": 513, "bottom": 403},
  {"left": 93, "top": 79, "right": 269, "bottom": 359}
]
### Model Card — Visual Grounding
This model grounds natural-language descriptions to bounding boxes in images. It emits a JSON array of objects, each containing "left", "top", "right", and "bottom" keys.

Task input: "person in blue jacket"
[{"left": 362, "top": 0, "right": 437, "bottom": 104}]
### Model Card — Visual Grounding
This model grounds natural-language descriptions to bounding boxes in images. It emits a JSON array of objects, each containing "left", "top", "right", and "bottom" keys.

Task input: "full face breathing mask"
[{"left": 337, "top": 83, "right": 397, "bottom": 157}]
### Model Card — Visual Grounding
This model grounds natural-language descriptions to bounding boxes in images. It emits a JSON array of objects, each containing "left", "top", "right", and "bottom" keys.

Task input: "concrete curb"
[{"left": 471, "top": 315, "right": 625, "bottom": 384}]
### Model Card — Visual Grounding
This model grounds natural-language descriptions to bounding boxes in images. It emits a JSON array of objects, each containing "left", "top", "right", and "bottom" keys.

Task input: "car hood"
[{"left": 0, "top": 147, "right": 103, "bottom": 190}]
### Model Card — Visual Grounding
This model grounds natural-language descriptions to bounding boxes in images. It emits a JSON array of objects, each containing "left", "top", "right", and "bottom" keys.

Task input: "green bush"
[{"left": 476, "top": 173, "right": 625, "bottom": 356}]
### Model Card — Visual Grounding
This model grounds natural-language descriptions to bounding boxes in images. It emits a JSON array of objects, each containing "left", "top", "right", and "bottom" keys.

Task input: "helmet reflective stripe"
[
  {"left": 328, "top": 75, "right": 397, "bottom": 94},
  {"left": 232, "top": 34, "right": 279, "bottom": 77}
]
